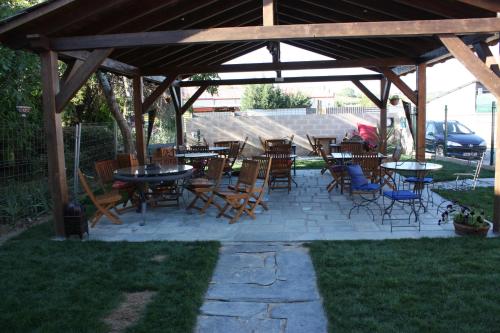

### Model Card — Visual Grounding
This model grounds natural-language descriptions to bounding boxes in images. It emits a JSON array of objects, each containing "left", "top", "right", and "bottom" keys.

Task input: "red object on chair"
[{"left": 358, "top": 124, "right": 378, "bottom": 149}]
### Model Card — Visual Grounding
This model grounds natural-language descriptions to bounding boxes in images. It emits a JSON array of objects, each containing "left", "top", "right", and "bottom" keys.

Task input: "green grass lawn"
[
  {"left": 0, "top": 223, "right": 219, "bottom": 333},
  {"left": 423, "top": 160, "right": 494, "bottom": 182},
  {"left": 434, "top": 187, "right": 494, "bottom": 221},
  {"left": 309, "top": 238, "right": 500, "bottom": 333}
]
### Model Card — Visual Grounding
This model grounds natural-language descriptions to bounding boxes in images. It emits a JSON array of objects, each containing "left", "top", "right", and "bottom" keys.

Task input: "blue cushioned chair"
[
  {"left": 404, "top": 172, "right": 434, "bottom": 209},
  {"left": 382, "top": 166, "right": 425, "bottom": 232},
  {"left": 346, "top": 164, "right": 382, "bottom": 220}
]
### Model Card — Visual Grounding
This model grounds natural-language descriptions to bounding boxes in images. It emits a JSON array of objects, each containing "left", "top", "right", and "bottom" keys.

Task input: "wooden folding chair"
[
  {"left": 186, "top": 157, "right": 226, "bottom": 213},
  {"left": 319, "top": 147, "right": 345, "bottom": 193},
  {"left": 306, "top": 134, "right": 319, "bottom": 156},
  {"left": 116, "top": 153, "right": 139, "bottom": 168},
  {"left": 353, "top": 153, "right": 382, "bottom": 184},
  {"left": 381, "top": 145, "right": 402, "bottom": 190},
  {"left": 214, "top": 160, "right": 260, "bottom": 224},
  {"left": 340, "top": 141, "right": 364, "bottom": 153},
  {"left": 239, "top": 136, "right": 249, "bottom": 157},
  {"left": 78, "top": 169, "right": 123, "bottom": 227},
  {"left": 247, "top": 156, "right": 272, "bottom": 212},
  {"left": 95, "top": 159, "right": 136, "bottom": 212},
  {"left": 266, "top": 143, "right": 293, "bottom": 193},
  {"left": 258, "top": 136, "right": 267, "bottom": 151},
  {"left": 150, "top": 147, "right": 181, "bottom": 207}
]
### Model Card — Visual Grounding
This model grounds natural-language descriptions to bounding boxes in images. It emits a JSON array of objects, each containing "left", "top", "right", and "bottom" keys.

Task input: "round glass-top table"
[
  {"left": 114, "top": 164, "right": 193, "bottom": 225},
  {"left": 208, "top": 146, "right": 229, "bottom": 152},
  {"left": 380, "top": 161, "right": 442, "bottom": 171},
  {"left": 176, "top": 152, "right": 219, "bottom": 159}
]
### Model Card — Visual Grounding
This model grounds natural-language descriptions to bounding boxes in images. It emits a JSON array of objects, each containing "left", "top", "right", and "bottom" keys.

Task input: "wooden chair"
[
  {"left": 239, "top": 136, "right": 249, "bottom": 157},
  {"left": 265, "top": 138, "right": 288, "bottom": 150},
  {"left": 352, "top": 153, "right": 382, "bottom": 184},
  {"left": 306, "top": 134, "right": 319, "bottom": 156},
  {"left": 186, "top": 157, "right": 226, "bottom": 213},
  {"left": 150, "top": 147, "right": 181, "bottom": 207},
  {"left": 116, "top": 153, "right": 139, "bottom": 168},
  {"left": 189, "top": 144, "right": 209, "bottom": 152},
  {"left": 319, "top": 147, "right": 346, "bottom": 193},
  {"left": 214, "top": 140, "right": 239, "bottom": 147},
  {"left": 340, "top": 141, "right": 364, "bottom": 153},
  {"left": 266, "top": 143, "right": 293, "bottom": 193},
  {"left": 95, "top": 159, "right": 135, "bottom": 211},
  {"left": 258, "top": 136, "right": 267, "bottom": 151},
  {"left": 78, "top": 169, "right": 123, "bottom": 227},
  {"left": 381, "top": 145, "right": 402, "bottom": 190},
  {"left": 151, "top": 147, "right": 177, "bottom": 165},
  {"left": 223, "top": 142, "right": 241, "bottom": 179},
  {"left": 248, "top": 156, "right": 272, "bottom": 212},
  {"left": 214, "top": 159, "right": 260, "bottom": 223}
]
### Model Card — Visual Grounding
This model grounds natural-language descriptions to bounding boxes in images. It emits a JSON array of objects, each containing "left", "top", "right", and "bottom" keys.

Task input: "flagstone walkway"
[{"left": 195, "top": 242, "right": 327, "bottom": 333}]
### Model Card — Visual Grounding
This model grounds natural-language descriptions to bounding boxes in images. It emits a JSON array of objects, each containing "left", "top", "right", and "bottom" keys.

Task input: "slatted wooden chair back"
[
  {"left": 289, "top": 134, "right": 295, "bottom": 143},
  {"left": 189, "top": 145, "right": 209, "bottom": 152},
  {"left": 117, "top": 153, "right": 138, "bottom": 168},
  {"left": 206, "top": 157, "right": 226, "bottom": 184},
  {"left": 353, "top": 153, "right": 380, "bottom": 182},
  {"left": 253, "top": 156, "right": 272, "bottom": 182},
  {"left": 266, "top": 144, "right": 292, "bottom": 173},
  {"left": 236, "top": 159, "right": 260, "bottom": 188},
  {"left": 265, "top": 139, "right": 288, "bottom": 150},
  {"left": 152, "top": 147, "right": 177, "bottom": 165},
  {"left": 94, "top": 159, "right": 119, "bottom": 188},
  {"left": 319, "top": 146, "right": 332, "bottom": 165},
  {"left": 341, "top": 141, "right": 364, "bottom": 153}
]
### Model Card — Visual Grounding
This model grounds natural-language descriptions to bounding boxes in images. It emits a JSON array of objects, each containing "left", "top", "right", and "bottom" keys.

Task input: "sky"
[{"left": 202, "top": 42, "right": 496, "bottom": 100}]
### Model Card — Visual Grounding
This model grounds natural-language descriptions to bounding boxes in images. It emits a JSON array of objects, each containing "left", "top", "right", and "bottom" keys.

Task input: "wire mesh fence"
[{"left": 0, "top": 122, "right": 117, "bottom": 225}]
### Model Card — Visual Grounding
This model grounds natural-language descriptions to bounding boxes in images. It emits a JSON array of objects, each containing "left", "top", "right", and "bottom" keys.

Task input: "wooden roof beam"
[
  {"left": 456, "top": 0, "right": 500, "bottom": 13},
  {"left": 49, "top": 17, "right": 500, "bottom": 51},
  {"left": 181, "top": 85, "right": 208, "bottom": 114},
  {"left": 176, "top": 74, "right": 383, "bottom": 87},
  {"left": 59, "top": 50, "right": 139, "bottom": 77},
  {"left": 56, "top": 48, "right": 114, "bottom": 112},
  {"left": 352, "top": 80, "right": 382, "bottom": 108},
  {"left": 379, "top": 67, "right": 418, "bottom": 104},
  {"left": 144, "top": 57, "right": 416, "bottom": 75},
  {"left": 439, "top": 34, "right": 500, "bottom": 99},
  {"left": 142, "top": 74, "right": 177, "bottom": 113}
]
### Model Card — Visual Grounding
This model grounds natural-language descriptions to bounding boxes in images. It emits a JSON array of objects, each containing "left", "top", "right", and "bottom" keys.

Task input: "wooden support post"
[
  {"left": 379, "top": 78, "right": 390, "bottom": 154},
  {"left": 41, "top": 50, "right": 68, "bottom": 238},
  {"left": 133, "top": 76, "right": 146, "bottom": 164},
  {"left": 170, "top": 86, "right": 184, "bottom": 145},
  {"left": 416, "top": 63, "right": 427, "bottom": 161},
  {"left": 494, "top": 98, "right": 500, "bottom": 233}
]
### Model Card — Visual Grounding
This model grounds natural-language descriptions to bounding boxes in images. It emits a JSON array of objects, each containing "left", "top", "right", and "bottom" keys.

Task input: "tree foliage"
[{"left": 241, "top": 84, "right": 312, "bottom": 110}]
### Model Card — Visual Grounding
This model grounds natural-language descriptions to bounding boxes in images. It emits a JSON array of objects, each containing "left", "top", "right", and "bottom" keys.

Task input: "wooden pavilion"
[{"left": 0, "top": 0, "right": 499, "bottom": 237}]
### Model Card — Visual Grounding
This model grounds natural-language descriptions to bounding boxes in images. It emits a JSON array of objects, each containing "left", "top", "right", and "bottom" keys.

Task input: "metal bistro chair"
[
  {"left": 382, "top": 162, "right": 426, "bottom": 232},
  {"left": 453, "top": 151, "right": 485, "bottom": 190},
  {"left": 346, "top": 164, "right": 382, "bottom": 221}
]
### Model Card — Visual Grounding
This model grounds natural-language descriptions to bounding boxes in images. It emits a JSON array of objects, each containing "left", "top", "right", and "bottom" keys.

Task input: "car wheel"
[{"left": 435, "top": 145, "right": 444, "bottom": 157}]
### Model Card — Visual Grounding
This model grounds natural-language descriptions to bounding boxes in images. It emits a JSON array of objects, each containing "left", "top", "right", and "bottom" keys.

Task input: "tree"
[{"left": 241, "top": 84, "right": 312, "bottom": 110}]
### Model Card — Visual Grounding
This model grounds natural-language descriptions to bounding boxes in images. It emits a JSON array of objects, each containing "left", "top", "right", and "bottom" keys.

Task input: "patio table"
[
  {"left": 176, "top": 152, "right": 219, "bottom": 158},
  {"left": 114, "top": 164, "right": 194, "bottom": 225},
  {"left": 208, "top": 146, "right": 229, "bottom": 152},
  {"left": 380, "top": 161, "right": 443, "bottom": 172}
]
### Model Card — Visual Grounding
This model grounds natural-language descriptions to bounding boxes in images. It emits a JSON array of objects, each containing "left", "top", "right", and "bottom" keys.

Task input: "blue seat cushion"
[
  {"left": 347, "top": 164, "right": 368, "bottom": 187},
  {"left": 383, "top": 190, "right": 420, "bottom": 200},
  {"left": 405, "top": 176, "right": 433, "bottom": 183},
  {"left": 353, "top": 183, "right": 380, "bottom": 191}
]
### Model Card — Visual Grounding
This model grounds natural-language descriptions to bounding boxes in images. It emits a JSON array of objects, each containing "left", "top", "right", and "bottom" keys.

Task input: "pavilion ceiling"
[{"left": 0, "top": 0, "right": 497, "bottom": 76}]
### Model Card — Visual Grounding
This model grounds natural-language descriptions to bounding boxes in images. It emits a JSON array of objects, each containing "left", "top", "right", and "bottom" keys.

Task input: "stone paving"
[
  {"left": 88, "top": 169, "right": 482, "bottom": 242},
  {"left": 195, "top": 242, "right": 327, "bottom": 333}
]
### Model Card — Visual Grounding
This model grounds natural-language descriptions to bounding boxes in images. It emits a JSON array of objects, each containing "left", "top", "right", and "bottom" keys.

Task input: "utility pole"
[{"left": 491, "top": 101, "right": 496, "bottom": 166}]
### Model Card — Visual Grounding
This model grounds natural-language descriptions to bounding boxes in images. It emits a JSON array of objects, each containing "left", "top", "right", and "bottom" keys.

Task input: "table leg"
[{"left": 136, "top": 183, "right": 147, "bottom": 226}]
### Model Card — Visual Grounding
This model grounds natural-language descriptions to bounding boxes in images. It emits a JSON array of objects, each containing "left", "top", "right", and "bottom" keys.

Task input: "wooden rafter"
[
  {"left": 379, "top": 67, "right": 417, "bottom": 105},
  {"left": 381, "top": 78, "right": 392, "bottom": 106},
  {"left": 142, "top": 74, "right": 177, "bottom": 113},
  {"left": 352, "top": 80, "right": 382, "bottom": 108},
  {"left": 56, "top": 48, "right": 113, "bottom": 112},
  {"left": 181, "top": 85, "right": 208, "bottom": 114},
  {"left": 439, "top": 34, "right": 500, "bottom": 99},
  {"left": 474, "top": 42, "right": 500, "bottom": 76},
  {"left": 177, "top": 74, "right": 383, "bottom": 87},
  {"left": 49, "top": 17, "right": 500, "bottom": 51},
  {"left": 456, "top": 0, "right": 500, "bottom": 13}
]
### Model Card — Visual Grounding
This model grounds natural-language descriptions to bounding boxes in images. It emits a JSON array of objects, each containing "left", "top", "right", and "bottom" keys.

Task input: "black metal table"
[{"left": 114, "top": 164, "right": 194, "bottom": 225}]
